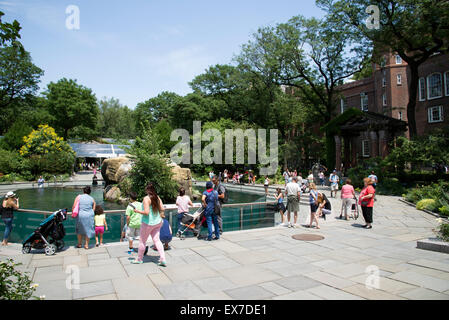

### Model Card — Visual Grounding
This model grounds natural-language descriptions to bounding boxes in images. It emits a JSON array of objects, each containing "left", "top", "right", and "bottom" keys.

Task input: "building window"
[
  {"left": 445, "top": 71, "right": 449, "bottom": 96},
  {"left": 382, "top": 93, "right": 387, "bottom": 106},
  {"left": 419, "top": 77, "right": 426, "bottom": 101},
  {"left": 362, "top": 140, "right": 370, "bottom": 157},
  {"left": 397, "top": 74, "right": 402, "bottom": 85},
  {"left": 340, "top": 98, "right": 347, "bottom": 114},
  {"left": 427, "top": 73, "right": 443, "bottom": 99},
  {"left": 398, "top": 111, "right": 403, "bottom": 120},
  {"left": 428, "top": 106, "right": 443, "bottom": 123},
  {"left": 395, "top": 55, "right": 402, "bottom": 64},
  {"left": 360, "top": 93, "right": 368, "bottom": 111},
  {"left": 382, "top": 77, "right": 386, "bottom": 87}
]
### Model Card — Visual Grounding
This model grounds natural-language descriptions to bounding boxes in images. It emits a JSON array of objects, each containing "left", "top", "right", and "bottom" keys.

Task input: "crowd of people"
[{"left": 0, "top": 168, "right": 378, "bottom": 267}]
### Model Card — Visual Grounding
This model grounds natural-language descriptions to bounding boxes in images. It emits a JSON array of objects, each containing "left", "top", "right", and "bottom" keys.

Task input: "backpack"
[{"left": 216, "top": 183, "right": 228, "bottom": 204}]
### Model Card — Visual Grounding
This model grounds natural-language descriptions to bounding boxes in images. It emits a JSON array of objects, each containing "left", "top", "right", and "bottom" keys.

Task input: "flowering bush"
[{"left": 20, "top": 124, "right": 74, "bottom": 157}]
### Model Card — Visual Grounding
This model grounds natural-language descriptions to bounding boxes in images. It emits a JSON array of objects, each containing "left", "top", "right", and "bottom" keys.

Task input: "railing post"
[
  {"left": 240, "top": 207, "right": 243, "bottom": 230},
  {"left": 169, "top": 211, "right": 173, "bottom": 228},
  {"left": 120, "top": 212, "right": 124, "bottom": 234}
]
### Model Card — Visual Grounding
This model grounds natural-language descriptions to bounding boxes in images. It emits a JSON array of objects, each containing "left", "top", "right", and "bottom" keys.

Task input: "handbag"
[{"left": 72, "top": 195, "right": 81, "bottom": 218}]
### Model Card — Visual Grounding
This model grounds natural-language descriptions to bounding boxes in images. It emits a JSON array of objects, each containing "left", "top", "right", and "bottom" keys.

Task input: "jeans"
[
  {"left": 177, "top": 212, "right": 188, "bottom": 232},
  {"left": 2, "top": 218, "right": 13, "bottom": 240},
  {"left": 206, "top": 213, "right": 220, "bottom": 240}
]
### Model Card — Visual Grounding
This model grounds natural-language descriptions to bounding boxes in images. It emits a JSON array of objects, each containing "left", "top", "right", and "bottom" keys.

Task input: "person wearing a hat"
[
  {"left": 1, "top": 191, "right": 19, "bottom": 246},
  {"left": 329, "top": 170, "right": 340, "bottom": 198},
  {"left": 201, "top": 181, "right": 220, "bottom": 241}
]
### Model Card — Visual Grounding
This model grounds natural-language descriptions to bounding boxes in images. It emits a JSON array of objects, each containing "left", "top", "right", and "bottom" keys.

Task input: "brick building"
[{"left": 335, "top": 51, "right": 449, "bottom": 170}]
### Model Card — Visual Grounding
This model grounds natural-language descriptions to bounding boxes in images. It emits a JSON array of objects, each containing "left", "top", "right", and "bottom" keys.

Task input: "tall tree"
[
  {"left": 237, "top": 15, "right": 367, "bottom": 169},
  {"left": 98, "top": 97, "right": 135, "bottom": 139},
  {"left": 318, "top": 0, "right": 449, "bottom": 138},
  {"left": 0, "top": 45, "right": 44, "bottom": 133},
  {"left": 0, "top": 11, "right": 21, "bottom": 47},
  {"left": 45, "top": 78, "right": 99, "bottom": 140}
]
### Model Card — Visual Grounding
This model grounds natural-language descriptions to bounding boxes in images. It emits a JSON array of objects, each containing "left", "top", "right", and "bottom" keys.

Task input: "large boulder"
[
  {"left": 168, "top": 162, "right": 193, "bottom": 196},
  {"left": 101, "top": 157, "right": 132, "bottom": 185}
]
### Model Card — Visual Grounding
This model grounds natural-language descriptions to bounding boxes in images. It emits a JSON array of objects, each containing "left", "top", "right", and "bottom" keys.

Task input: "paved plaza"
[{"left": 1, "top": 194, "right": 449, "bottom": 300}]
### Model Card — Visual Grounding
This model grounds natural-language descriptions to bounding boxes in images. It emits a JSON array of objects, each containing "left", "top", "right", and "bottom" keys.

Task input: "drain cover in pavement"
[{"left": 292, "top": 234, "right": 324, "bottom": 241}]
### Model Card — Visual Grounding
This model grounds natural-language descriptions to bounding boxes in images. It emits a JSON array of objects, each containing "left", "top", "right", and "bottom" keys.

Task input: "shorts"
[
  {"left": 95, "top": 226, "right": 104, "bottom": 235},
  {"left": 310, "top": 203, "right": 318, "bottom": 213},
  {"left": 126, "top": 226, "right": 140, "bottom": 240},
  {"left": 331, "top": 184, "right": 339, "bottom": 191},
  {"left": 287, "top": 195, "right": 300, "bottom": 212}
]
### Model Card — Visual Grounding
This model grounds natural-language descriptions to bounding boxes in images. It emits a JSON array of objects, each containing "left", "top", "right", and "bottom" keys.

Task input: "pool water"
[{"left": 1, "top": 187, "right": 275, "bottom": 247}]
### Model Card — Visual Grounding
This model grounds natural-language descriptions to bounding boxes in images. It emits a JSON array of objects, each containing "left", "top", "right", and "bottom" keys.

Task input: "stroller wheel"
[
  {"left": 22, "top": 244, "right": 32, "bottom": 254},
  {"left": 45, "top": 243, "right": 57, "bottom": 256}
]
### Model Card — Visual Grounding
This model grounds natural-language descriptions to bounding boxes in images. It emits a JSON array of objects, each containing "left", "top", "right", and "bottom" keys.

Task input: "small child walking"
[
  {"left": 126, "top": 192, "right": 143, "bottom": 254},
  {"left": 94, "top": 205, "right": 108, "bottom": 246}
]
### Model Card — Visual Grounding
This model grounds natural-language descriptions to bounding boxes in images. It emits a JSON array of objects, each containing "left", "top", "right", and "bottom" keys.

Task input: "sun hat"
[{"left": 5, "top": 191, "right": 16, "bottom": 198}]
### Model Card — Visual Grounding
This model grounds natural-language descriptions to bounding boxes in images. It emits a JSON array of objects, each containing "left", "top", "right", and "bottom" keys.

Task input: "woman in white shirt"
[{"left": 175, "top": 187, "right": 193, "bottom": 237}]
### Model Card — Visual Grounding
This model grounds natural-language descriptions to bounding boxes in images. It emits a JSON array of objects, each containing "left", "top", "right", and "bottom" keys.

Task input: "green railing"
[{"left": 3, "top": 201, "right": 277, "bottom": 246}]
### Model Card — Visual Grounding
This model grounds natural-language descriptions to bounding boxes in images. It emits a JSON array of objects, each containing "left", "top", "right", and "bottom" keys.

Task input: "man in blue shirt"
[{"left": 202, "top": 181, "right": 220, "bottom": 241}]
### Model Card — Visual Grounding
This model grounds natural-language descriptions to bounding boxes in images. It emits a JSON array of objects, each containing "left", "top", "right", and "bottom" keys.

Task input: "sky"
[{"left": 0, "top": 0, "right": 325, "bottom": 109}]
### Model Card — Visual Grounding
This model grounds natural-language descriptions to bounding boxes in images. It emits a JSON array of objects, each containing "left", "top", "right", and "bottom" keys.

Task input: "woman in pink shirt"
[
  {"left": 175, "top": 187, "right": 193, "bottom": 237},
  {"left": 340, "top": 178, "right": 355, "bottom": 220}
]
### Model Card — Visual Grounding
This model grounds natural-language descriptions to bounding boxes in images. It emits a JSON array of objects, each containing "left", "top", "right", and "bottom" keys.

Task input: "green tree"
[
  {"left": 0, "top": 11, "right": 21, "bottom": 47},
  {"left": 45, "top": 78, "right": 99, "bottom": 140},
  {"left": 319, "top": 0, "right": 449, "bottom": 138},
  {"left": 134, "top": 91, "right": 180, "bottom": 125},
  {"left": 237, "top": 15, "right": 367, "bottom": 169},
  {"left": 0, "top": 45, "right": 44, "bottom": 133},
  {"left": 98, "top": 97, "right": 135, "bottom": 139},
  {"left": 0, "top": 120, "right": 32, "bottom": 151}
]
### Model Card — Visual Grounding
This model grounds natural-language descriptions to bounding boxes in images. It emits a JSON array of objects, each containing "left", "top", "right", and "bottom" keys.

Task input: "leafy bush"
[
  {"left": 439, "top": 206, "right": 449, "bottom": 217},
  {"left": 0, "top": 121, "right": 33, "bottom": 151},
  {"left": 127, "top": 125, "right": 178, "bottom": 203},
  {"left": 20, "top": 124, "right": 74, "bottom": 157},
  {"left": 436, "top": 220, "right": 449, "bottom": 242},
  {"left": 404, "top": 181, "right": 449, "bottom": 214},
  {"left": 416, "top": 199, "right": 437, "bottom": 212},
  {"left": 0, "top": 259, "right": 41, "bottom": 300},
  {"left": 376, "top": 178, "right": 405, "bottom": 196}
]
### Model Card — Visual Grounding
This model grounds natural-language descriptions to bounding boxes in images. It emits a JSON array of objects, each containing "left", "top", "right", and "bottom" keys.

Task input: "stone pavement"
[{"left": 1, "top": 194, "right": 449, "bottom": 300}]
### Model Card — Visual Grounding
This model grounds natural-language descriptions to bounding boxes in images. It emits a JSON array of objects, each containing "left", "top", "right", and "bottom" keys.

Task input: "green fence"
[{"left": 1, "top": 201, "right": 277, "bottom": 246}]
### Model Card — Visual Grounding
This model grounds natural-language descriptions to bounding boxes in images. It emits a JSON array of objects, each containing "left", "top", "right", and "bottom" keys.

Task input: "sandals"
[{"left": 76, "top": 244, "right": 82, "bottom": 248}]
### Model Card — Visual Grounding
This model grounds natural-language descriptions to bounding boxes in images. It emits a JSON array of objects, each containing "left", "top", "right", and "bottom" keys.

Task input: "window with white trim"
[
  {"left": 382, "top": 76, "right": 386, "bottom": 87},
  {"left": 382, "top": 93, "right": 387, "bottom": 106},
  {"left": 340, "top": 98, "right": 347, "bottom": 114},
  {"left": 360, "top": 93, "right": 368, "bottom": 111},
  {"left": 419, "top": 77, "right": 426, "bottom": 101},
  {"left": 428, "top": 106, "right": 443, "bottom": 123},
  {"left": 362, "top": 140, "right": 370, "bottom": 157},
  {"left": 427, "top": 73, "right": 443, "bottom": 99},
  {"left": 397, "top": 74, "right": 402, "bottom": 85},
  {"left": 445, "top": 71, "right": 449, "bottom": 96},
  {"left": 398, "top": 111, "right": 403, "bottom": 120},
  {"left": 395, "top": 55, "right": 402, "bottom": 64}
]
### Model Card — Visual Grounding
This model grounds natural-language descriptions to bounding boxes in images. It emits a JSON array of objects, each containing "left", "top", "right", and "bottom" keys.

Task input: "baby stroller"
[
  {"left": 22, "top": 208, "right": 68, "bottom": 255},
  {"left": 177, "top": 207, "right": 205, "bottom": 240},
  {"left": 351, "top": 197, "right": 359, "bottom": 220}
]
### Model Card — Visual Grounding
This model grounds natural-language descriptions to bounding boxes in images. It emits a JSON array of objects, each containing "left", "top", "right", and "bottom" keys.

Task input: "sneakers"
[
  {"left": 288, "top": 222, "right": 292, "bottom": 228},
  {"left": 131, "top": 259, "right": 143, "bottom": 264},
  {"left": 158, "top": 261, "right": 167, "bottom": 267}
]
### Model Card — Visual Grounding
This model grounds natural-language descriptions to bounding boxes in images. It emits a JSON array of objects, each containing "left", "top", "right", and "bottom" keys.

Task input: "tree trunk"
[{"left": 407, "top": 64, "right": 419, "bottom": 139}]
